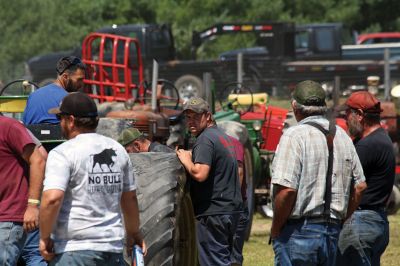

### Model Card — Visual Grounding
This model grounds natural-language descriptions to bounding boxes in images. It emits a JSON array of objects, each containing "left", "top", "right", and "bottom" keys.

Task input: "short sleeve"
[
  {"left": 351, "top": 145, "right": 366, "bottom": 185},
  {"left": 7, "top": 122, "right": 35, "bottom": 156},
  {"left": 123, "top": 154, "right": 136, "bottom": 192},
  {"left": 271, "top": 133, "right": 301, "bottom": 190},
  {"left": 43, "top": 149, "right": 71, "bottom": 191},
  {"left": 193, "top": 137, "right": 213, "bottom": 166}
]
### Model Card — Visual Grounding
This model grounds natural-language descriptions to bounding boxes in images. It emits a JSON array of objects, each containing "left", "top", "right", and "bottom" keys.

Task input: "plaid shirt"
[{"left": 271, "top": 115, "right": 365, "bottom": 220}]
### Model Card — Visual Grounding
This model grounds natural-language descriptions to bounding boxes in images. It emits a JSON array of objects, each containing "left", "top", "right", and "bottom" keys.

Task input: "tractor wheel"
[
  {"left": 174, "top": 74, "right": 204, "bottom": 101},
  {"left": 387, "top": 185, "right": 400, "bottom": 215},
  {"left": 217, "top": 121, "right": 255, "bottom": 241},
  {"left": 129, "top": 152, "right": 197, "bottom": 266},
  {"left": 243, "top": 138, "right": 255, "bottom": 241}
]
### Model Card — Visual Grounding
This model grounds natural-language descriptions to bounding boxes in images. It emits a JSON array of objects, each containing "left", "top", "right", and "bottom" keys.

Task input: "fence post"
[{"left": 384, "top": 48, "right": 391, "bottom": 101}]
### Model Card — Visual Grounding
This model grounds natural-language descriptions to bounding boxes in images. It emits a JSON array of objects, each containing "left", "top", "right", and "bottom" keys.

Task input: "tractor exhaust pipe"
[{"left": 151, "top": 59, "right": 159, "bottom": 112}]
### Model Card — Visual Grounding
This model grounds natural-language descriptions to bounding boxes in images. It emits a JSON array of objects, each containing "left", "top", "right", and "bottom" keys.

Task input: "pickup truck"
[{"left": 25, "top": 22, "right": 400, "bottom": 99}]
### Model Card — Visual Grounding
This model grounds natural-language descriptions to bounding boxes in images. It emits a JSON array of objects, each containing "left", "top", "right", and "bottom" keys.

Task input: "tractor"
[{"left": 0, "top": 30, "right": 290, "bottom": 265}]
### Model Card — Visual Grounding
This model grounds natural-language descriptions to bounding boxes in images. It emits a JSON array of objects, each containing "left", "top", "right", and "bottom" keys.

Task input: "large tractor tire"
[
  {"left": 387, "top": 185, "right": 400, "bottom": 215},
  {"left": 130, "top": 153, "right": 197, "bottom": 266},
  {"left": 217, "top": 121, "right": 255, "bottom": 241},
  {"left": 96, "top": 118, "right": 197, "bottom": 266}
]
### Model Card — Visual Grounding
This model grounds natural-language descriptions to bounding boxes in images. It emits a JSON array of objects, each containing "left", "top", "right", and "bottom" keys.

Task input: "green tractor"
[{"left": 209, "top": 81, "right": 289, "bottom": 239}]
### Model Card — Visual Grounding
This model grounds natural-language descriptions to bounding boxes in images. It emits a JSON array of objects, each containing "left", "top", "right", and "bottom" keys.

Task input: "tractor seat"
[{"left": 228, "top": 92, "right": 268, "bottom": 106}]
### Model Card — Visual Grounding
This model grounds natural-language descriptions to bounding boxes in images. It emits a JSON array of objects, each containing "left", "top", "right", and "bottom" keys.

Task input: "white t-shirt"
[{"left": 44, "top": 133, "right": 136, "bottom": 253}]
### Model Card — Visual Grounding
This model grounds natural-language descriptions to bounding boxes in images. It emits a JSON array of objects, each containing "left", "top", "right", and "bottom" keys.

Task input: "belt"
[
  {"left": 287, "top": 216, "right": 342, "bottom": 226},
  {"left": 357, "top": 205, "right": 386, "bottom": 212}
]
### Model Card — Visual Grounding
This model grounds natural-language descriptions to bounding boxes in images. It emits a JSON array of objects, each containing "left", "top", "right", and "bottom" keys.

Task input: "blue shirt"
[{"left": 23, "top": 83, "right": 67, "bottom": 125}]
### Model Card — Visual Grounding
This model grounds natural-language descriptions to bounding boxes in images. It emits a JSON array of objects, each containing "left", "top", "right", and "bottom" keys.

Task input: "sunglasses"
[
  {"left": 56, "top": 112, "right": 71, "bottom": 120},
  {"left": 56, "top": 57, "right": 84, "bottom": 75}
]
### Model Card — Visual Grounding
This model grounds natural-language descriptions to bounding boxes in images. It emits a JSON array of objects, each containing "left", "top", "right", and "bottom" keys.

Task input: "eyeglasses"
[{"left": 56, "top": 57, "right": 84, "bottom": 75}]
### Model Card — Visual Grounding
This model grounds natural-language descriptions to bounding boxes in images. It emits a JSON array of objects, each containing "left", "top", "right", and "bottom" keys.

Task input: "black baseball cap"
[{"left": 49, "top": 92, "right": 98, "bottom": 117}]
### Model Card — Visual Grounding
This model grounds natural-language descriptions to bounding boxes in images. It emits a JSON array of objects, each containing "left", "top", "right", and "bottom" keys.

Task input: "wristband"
[{"left": 28, "top": 198, "right": 40, "bottom": 205}]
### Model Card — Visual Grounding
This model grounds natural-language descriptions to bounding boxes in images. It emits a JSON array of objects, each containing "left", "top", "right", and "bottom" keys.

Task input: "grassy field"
[{"left": 242, "top": 213, "right": 400, "bottom": 266}]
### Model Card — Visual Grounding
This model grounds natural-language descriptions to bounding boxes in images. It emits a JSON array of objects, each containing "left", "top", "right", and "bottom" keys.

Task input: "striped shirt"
[{"left": 271, "top": 115, "right": 365, "bottom": 220}]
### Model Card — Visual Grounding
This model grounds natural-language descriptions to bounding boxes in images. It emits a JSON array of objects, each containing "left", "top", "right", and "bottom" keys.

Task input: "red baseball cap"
[{"left": 344, "top": 91, "right": 382, "bottom": 113}]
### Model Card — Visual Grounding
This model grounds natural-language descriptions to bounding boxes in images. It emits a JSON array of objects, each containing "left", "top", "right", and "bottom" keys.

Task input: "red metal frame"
[{"left": 82, "top": 32, "right": 144, "bottom": 102}]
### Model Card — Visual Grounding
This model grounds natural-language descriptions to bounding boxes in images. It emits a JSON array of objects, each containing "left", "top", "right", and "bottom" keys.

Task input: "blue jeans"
[
  {"left": 50, "top": 251, "right": 125, "bottom": 266},
  {"left": 231, "top": 204, "right": 249, "bottom": 265},
  {"left": 196, "top": 214, "right": 240, "bottom": 266},
  {"left": 272, "top": 220, "right": 341, "bottom": 266},
  {"left": 20, "top": 228, "right": 47, "bottom": 265},
  {"left": 336, "top": 209, "right": 389, "bottom": 266},
  {"left": 0, "top": 222, "right": 26, "bottom": 266}
]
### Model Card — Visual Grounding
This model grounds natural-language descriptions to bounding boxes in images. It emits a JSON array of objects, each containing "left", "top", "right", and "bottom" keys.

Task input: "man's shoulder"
[
  {"left": 0, "top": 115, "right": 16, "bottom": 126},
  {"left": 29, "top": 84, "right": 66, "bottom": 98}
]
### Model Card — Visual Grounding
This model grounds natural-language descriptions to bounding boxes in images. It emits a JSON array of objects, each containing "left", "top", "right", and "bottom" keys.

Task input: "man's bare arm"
[
  {"left": 22, "top": 144, "right": 46, "bottom": 231},
  {"left": 270, "top": 185, "right": 297, "bottom": 239},
  {"left": 345, "top": 181, "right": 367, "bottom": 220},
  {"left": 176, "top": 149, "right": 210, "bottom": 182},
  {"left": 39, "top": 189, "right": 64, "bottom": 261}
]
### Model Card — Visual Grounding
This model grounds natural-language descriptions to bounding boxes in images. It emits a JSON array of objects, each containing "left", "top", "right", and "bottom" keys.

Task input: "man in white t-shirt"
[{"left": 38, "top": 92, "right": 145, "bottom": 265}]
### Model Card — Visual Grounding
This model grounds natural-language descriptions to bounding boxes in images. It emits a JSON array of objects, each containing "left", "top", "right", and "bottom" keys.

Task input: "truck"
[{"left": 25, "top": 22, "right": 400, "bottom": 101}]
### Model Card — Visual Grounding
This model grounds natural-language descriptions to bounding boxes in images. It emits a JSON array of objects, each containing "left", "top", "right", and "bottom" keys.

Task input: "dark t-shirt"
[
  {"left": 149, "top": 142, "right": 174, "bottom": 153},
  {"left": 190, "top": 125, "right": 242, "bottom": 216},
  {"left": 0, "top": 116, "right": 35, "bottom": 222},
  {"left": 355, "top": 127, "right": 395, "bottom": 208}
]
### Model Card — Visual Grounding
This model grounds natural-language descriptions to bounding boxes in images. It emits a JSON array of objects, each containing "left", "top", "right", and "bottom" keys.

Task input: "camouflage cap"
[
  {"left": 293, "top": 80, "right": 326, "bottom": 106},
  {"left": 117, "top": 128, "right": 143, "bottom": 146},
  {"left": 183, "top": 97, "right": 210, "bottom": 113}
]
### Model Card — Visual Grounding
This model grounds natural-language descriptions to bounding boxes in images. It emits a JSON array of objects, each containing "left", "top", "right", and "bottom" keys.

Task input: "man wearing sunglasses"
[
  {"left": 20, "top": 56, "right": 86, "bottom": 265},
  {"left": 23, "top": 56, "right": 86, "bottom": 125}
]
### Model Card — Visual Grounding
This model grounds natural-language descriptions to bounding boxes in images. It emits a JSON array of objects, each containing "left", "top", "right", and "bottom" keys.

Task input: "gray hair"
[{"left": 292, "top": 100, "right": 327, "bottom": 116}]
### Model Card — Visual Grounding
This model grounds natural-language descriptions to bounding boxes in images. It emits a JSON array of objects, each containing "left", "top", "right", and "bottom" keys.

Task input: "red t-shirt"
[
  {"left": 229, "top": 136, "right": 247, "bottom": 201},
  {"left": 0, "top": 116, "right": 34, "bottom": 222}
]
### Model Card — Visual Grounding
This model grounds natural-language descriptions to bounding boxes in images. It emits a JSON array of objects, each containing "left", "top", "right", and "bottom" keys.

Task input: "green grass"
[{"left": 243, "top": 213, "right": 400, "bottom": 266}]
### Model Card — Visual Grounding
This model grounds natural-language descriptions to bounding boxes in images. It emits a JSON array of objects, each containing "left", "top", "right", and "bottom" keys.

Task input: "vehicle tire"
[
  {"left": 174, "top": 74, "right": 204, "bottom": 101},
  {"left": 129, "top": 152, "right": 197, "bottom": 266},
  {"left": 217, "top": 121, "right": 255, "bottom": 241},
  {"left": 38, "top": 78, "right": 55, "bottom": 87},
  {"left": 387, "top": 185, "right": 400, "bottom": 215}
]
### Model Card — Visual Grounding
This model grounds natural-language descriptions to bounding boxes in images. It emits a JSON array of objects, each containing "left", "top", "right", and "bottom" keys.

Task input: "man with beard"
[
  {"left": 336, "top": 91, "right": 395, "bottom": 265},
  {"left": 270, "top": 80, "right": 367, "bottom": 266},
  {"left": 176, "top": 97, "right": 242, "bottom": 266},
  {"left": 19, "top": 56, "right": 86, "bottom": 265},
  {"left": 23, "top": 56, "right": 86, "bottom": 124},
  {"left": 39, "top": 92, "right": 145, "bottom": 264}
]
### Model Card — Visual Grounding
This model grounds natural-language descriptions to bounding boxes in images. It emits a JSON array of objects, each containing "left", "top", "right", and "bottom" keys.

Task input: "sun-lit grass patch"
[{"left": 244, "top": 212, "right": 400, "bottom": 266}]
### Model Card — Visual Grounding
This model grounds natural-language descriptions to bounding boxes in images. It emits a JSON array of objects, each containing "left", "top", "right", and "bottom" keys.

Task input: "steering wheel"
[
  {"left": 0, "top": 79, "right": 39, "bottom": 96},
  {"left": 218, "top": 82, "right": 254, "bottom": 114},
  {"left": 142, "top": 79, "right": 182, "bottom": 110}
]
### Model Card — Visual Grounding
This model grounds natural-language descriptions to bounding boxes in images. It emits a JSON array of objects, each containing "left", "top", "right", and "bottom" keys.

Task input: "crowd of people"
[{"left": 0, "top": 55, "right": 396, "bottom": 266}]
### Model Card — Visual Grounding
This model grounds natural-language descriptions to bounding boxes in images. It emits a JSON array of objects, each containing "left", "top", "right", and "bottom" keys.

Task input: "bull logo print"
[{"left": 91, "top": 148, "right": 117, "bottom": 172}]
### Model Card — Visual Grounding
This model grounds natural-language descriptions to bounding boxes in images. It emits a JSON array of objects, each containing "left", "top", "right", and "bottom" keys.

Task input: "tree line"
[{"left": 0, "top": 0, "right": 399, "bottom": 83}]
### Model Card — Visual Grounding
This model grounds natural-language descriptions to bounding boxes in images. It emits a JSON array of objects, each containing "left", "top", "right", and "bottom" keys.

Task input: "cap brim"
[
  {"left": 48, "top": 107, "right": 61, "bottom": 114},
  {"left": 183, "top": 107, "right": 205, "bottom": 114}
]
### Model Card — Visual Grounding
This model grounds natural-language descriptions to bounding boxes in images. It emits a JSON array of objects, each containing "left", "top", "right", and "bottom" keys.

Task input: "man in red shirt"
[{"left": 0, "top": 116, "right": 46, "bottom": 265}]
